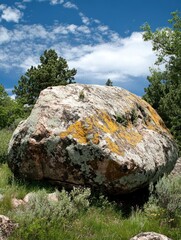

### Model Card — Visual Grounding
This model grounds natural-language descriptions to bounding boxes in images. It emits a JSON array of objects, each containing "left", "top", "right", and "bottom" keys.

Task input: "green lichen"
[
  {"left": 66, "top": 144, "right": 94, "bottom": 175},
  {"left": 94, "top": 171, "right": 106, "bottom": 184},
  {"left": 45, "top": 136, "right": 60, "bottom": 155}
]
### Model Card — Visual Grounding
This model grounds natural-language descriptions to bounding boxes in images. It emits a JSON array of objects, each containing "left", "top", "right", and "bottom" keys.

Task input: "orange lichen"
[
  {"left": 118, "top": 127, "right": 143, "bottom": 146},
  {"left": 95, "top": 112, "right": 119, "bottom": 134},
  {"left": 60, "top": 111, "right": 143, "bottom": 153},
  {"left": 146, "top": 105, "right": 167, "bottom": 131},
  {"left": 105, "top": 137, "right": 124, "bottom": 155},
  {"left": 92, "top": 132, "right": 100, "bottom": 144},
  {"left": 60, "top": 121, "right": 88, "bottom": 144},
  {"left": 60, "top": 116, "right": 100, "bottom": 144},
  {"left": 125, "top": 93, "right": 169, "bottom": 133},
  {"left": 60, "top": 112, "right": 120, "bottom": 144}
]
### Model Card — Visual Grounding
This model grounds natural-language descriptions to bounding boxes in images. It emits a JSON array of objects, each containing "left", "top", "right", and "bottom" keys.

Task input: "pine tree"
[
  {"left": 105, "top": 79, "right": 113, "bottom": 86},
  {"left": 13, "top": 49, "right": 77, "bottom": 106},
  {"left": 142, "top": 11, "right": 181, "bottom": 151}
]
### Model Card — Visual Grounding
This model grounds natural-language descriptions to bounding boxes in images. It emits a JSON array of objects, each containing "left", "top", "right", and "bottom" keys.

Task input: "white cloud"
[
  {"left": 15, "top": 2, "right": 26, "bottom": 10},
  {"left": 10, "top": 94, "right": 16, "bottom": 100},
  {"left": 79, "top": 12, "right": 90, "bottom": 25},
  {"left": 5, "top": 88, "right": 14, "bottom": 94},
  {"left": 0, "top": 22, "right": 155, "bottom": 87},
  {"left": 0, "top": 5, "right": 23, "bottom": 23},
  {"left": 20, "top": 56, "right": 39, "bottom": 70},
  {"left": 63, "top": 1, "right": 78, "bottom": 10},
  {"left": 98, "top": 25, "right": 109, "bottom": 33},
  {"left": 0, "top": 27, "right": 11, "bottom": 43},
  {"left": 68, "top": 32, "right": 155, "bottom": 82},
  {"left": 0, "top": 4, "right": 6, "bottom": 11},
  {"left": 50, "top": 0, "right": 64, "bottom": 5},
  {"left": 94, "top": 19, "right": 101, "bottom": 24},
  {"left": 66, "top": 24, "right": 77, "bottom": 33}
]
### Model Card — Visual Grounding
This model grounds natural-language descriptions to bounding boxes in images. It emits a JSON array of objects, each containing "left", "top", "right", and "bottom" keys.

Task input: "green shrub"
[
  {"left": 145, "top": 175, "right": 181, "bottom": 230},
  {"left": 154, "top": 175, "right": 181, "bottom": 218},
  {"left": 115, "top": 114, "right": 128, "bottom": 126},
  {"left": 10, "top": 187, "right": 91, "bottom": 239},
  {"left": 130, "top": 108, "right": 138, "bottom": 125},
  {"left": 79, "top": 90, "right": 85, "bottom": 101},
  {"left": 7, "top": 118, "right": 24, "bottom": 131},
  {"left": 0, "top": 129, "right": 13, "bottom": 164}
]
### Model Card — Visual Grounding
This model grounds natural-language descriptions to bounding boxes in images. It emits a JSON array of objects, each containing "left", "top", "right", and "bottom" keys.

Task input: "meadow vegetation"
[{"left": 0, "top": 130, "right": 181, "bottom": 240}]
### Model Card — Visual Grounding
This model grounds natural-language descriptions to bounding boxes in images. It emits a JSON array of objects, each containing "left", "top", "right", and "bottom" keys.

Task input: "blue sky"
[{"left": 0, "top": 0, "right": 180, "bottom": 96}]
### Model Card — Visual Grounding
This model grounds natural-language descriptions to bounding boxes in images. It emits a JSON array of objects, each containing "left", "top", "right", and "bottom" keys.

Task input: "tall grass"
[{"left": 0, "top": 177, "right": 180, "bottom": 240}]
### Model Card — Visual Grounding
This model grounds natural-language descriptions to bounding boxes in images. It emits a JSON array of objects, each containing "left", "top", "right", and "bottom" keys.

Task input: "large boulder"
[
  {"left": 8, "top": 84, "right": 178, "bottom": 195},
  {"left": 130, "top": 232, "right": 172, "bottom": 240}
]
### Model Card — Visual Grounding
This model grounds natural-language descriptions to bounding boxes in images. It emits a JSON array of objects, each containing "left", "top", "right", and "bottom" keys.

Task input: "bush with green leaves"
[
  {"left": 0, "top": 129, "right": 13, "bottom": 164},
  {"left": 145, "top": 175, "right": 181, "bottom": 229},
  {"left": 154, "top": 175, "right": 181, "bottom": 218},
  {"left": 0, "top": 84, "right": 25, "bottom": 130},
  {"left": 10, "top": 187, "right": 91, "bottom": 239},
  {"left": 115, "top": 114, "right": 128, "bottom": 126}
]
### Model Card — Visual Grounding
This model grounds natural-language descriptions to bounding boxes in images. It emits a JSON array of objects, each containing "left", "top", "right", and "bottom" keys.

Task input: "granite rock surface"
[{"left": 8, "top": 84, "right": 178, "bottom": 195}]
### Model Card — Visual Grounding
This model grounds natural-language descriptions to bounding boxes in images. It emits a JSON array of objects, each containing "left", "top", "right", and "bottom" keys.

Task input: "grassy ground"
[
  {"left": 0, "top": 129, "right": 181, "bottom": 240},
  {"left": 0, "top": 163, "right": 180, "bottom": 240}
]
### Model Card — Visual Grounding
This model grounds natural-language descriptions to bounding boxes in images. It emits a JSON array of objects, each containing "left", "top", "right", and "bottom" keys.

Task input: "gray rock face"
[
  {"left": 170, "top": 157, "right": 181, "bottom": 176},
  {"left": 8, "top": 84, "right": 178, "bottom": 195},
  {"left": 130, "top": 232, "right": 172, "bottom": 240}
]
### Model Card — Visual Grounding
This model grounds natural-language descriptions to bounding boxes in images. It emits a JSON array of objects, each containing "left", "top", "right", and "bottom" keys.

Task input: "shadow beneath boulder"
[{"left": 107, "top": 186, "right": 150, "bottom": 217}]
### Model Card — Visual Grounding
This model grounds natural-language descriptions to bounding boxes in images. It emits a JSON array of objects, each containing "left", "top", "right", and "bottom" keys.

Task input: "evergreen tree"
[
  {"left": 106, "top": 79, "right": 113, "bottom": 86},
  {"left": 142, "top": 11, "right": 181, "bottom": 151},
  {"left": 13, "top": 49, "right": 77, "bottom": 105}
]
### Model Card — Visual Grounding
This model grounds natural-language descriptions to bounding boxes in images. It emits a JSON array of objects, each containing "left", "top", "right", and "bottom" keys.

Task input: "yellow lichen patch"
[
  {"left": 95, "top": 112, "right": 119, "bottom": 134},
  {"left": 118, "top": 126, "right": 143, "bottom": 146},
  {"left": 60, "top": 111, "right": 144, "bottom": 150},
  {"left": 60, "top": 115, "right": 101, "bottom": 144},
  {"left": 126, "top": 93, "right": 142, "bottom": 105},
  {"left": 92, "top": 132, "right": 100, "bottom": 144},
  {"left": 60, "top": 112, "right": 121, "bottom": 144},
  {"left": 60, "top": 121, "right": 88, "bottom": 144},
  {"left": 146, "top": 105, "right": 168, "bottom": 132},
  {"left": 105, "top": 137, "right": 124, "bottom": 155},
  {"left": 125, "top": 93, "right": 169, "bottom": 133}
]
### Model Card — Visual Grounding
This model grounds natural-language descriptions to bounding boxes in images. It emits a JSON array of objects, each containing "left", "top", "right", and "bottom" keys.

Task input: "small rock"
[
  {"left": 130, "top": 232, "right": 172, "bottom": 240},
  {"left": 23, "top": 192, "right": 35, "bottom": 203},
  {"left": 47, "top": 192, "right": 58, "bottom": 202},
  {"left": 11, "top": 198, "right": 25, "bottom": 208},
  {"left": 0, "top": 215, "right": 18, "bottom": 240}
]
